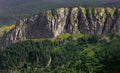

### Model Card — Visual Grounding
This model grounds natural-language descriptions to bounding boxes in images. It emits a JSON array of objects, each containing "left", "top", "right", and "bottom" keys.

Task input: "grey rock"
[{"left": 0, "top": 7, "right": 120, "bottom": 47}]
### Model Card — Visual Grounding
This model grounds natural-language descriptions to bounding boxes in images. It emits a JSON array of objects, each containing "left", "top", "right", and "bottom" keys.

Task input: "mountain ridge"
[{"left": 0, "top": 7, "right": 120, "bottom": 48}]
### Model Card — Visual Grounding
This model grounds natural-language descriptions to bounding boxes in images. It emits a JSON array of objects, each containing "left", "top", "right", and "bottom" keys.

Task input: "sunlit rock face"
[{"left": 1, "top": 7, "right": 120, "bottom": 47}]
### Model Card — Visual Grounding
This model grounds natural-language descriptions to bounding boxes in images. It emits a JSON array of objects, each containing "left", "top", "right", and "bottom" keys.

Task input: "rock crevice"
[{"left": 1, "top": 7, "right": 120, "bottom": 47}]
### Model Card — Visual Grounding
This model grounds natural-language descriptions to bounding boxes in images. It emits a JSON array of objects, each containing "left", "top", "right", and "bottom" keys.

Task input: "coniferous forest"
[
  {"left": 0, "top": 0, "right": 120, "bottom": 73},
  {"left": 0, "top": 33, "right": 120, "bottom": 73}
]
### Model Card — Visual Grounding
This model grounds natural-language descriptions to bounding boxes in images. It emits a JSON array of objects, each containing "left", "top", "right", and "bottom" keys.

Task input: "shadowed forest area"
[{"left": 0, "top": 33, "right": 120, "bottom": 73}]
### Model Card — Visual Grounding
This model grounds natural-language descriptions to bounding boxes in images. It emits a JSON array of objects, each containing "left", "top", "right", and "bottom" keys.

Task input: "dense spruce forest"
[{"left": 0, "top": 33, "right": 120, "bottom": 73}]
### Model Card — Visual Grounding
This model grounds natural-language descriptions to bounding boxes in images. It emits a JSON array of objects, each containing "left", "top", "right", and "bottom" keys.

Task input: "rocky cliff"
[{"left": 1, "top": 7, "right": 120, "bottom": 47}]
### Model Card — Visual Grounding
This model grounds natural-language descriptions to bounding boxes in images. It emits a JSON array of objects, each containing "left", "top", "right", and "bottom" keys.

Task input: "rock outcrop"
[{"left": 1, "top": 7, "right": 120, "bottom": 47}]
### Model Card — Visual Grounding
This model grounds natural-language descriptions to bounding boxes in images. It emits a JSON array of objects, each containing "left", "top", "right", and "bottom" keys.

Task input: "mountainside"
[
  {"left": 0, "top": 33, "right": 120, "bottom": 73},
  {"left": 1, "top": 7, "right": 120, "bottom": 47},
  {"left": 0, "top": 1, "right": 120, "bottom": 73}
]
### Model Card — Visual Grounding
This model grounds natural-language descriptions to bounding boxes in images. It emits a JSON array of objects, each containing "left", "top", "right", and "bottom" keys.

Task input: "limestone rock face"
[{"left": 1, "top": 7, "right": 120, "bottom": 47}]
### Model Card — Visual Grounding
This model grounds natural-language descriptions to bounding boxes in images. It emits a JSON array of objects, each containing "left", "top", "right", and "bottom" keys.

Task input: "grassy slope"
[{"left": 0, "top": 24, "right": 15, "bottom": 37}]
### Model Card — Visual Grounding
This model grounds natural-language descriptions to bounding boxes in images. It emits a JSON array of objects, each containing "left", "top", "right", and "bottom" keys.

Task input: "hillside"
[
  {"left": 0, "top": 34, "right": 120, "bottom": 73},
  {"left": 0, "top": 1, "right": 120, "bottom": 73},
  {"left": 1, "top": 7, "right": 120, "bottom": 48},
  {"left": 0, "top": 0, "right": 120, "bottom": 17}
]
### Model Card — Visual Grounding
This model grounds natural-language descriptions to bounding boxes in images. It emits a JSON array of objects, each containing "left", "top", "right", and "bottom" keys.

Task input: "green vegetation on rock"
[{"left": 0, "top": 24, "right": 15, "bottom": 36}]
